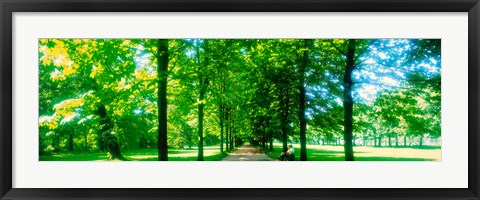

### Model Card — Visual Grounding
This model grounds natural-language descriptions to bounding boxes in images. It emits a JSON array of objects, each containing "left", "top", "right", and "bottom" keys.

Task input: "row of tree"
[{"left": 39, "top": 38, "right": 440, "bottom": 161}]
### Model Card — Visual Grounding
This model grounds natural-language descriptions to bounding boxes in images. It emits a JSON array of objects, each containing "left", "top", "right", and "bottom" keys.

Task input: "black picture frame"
[{"left": 1, "top": 0, "right": 479, "bottom": 199}]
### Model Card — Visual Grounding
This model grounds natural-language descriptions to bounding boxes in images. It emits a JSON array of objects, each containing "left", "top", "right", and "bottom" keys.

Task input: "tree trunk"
[
  {"left": 68, "top": 131, "right": 74, "bottom": 152},
  {"left": 343, "top": 39, "right": 356, "bottom": 161},
  {"left": 262, "top": 136, "right": 266, "bottom": 149},
  {"left": 395, "top": 134, "right": 399, "bottom": 147},
  {"left": 197, "top": 84, "right": 205, "bottom": 161},
  {"left": 269, "top": 131, "right": 273, "bottom": 151},
  {"left": 97, "top": 131, "right": 105, "bottom": 152},
  {"left": 219, "top": 103, "right": 224, "bottom": 153},
  {"left": 404, "top": 136, "right": 407, "bottom": 147},
  {"left": 219, "top": 78, "right": 226, "bottom": 153},
  {"left": 225, "top": 107, "right": 229, "bottom": 151},
  {"left": 157, "top": 39, "right": 169, "bottom": 161},
  {"left": 388, "top": 135, "right": 392, "bottom": 147},
  {"left": 139, "top": 136, "right": 146, "bottom": 149},
  {"left": 220, "top": 121, "right": 224, "bottom": 153},
  {"left": 230, "top": 119, "right": 234, "bottom": 149},
  {"left": 280, "top": 94, "right": 289, "bottom": 152},
  {"left": 98, "top": 105, "right": 125, "bottom": 160},
  {"left": 196, "top": 41, "right": 207, "bottom": 161},
  {"left": 84, "top": 134, "right": 88, "bottom": 151},
  {"left": 298, "top": 40, "right": 310, "bottom": 161},
  {"left": 419, "top": 135, "right": 423, "bottom": 147},
  {"left": 281, "top": 126, "right": 288, "bottom": 152}
]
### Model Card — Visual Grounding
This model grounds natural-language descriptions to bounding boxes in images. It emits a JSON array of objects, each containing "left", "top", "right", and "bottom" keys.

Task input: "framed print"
[{"left": 1, "top": 0, "right": 479, "bottom": 199}]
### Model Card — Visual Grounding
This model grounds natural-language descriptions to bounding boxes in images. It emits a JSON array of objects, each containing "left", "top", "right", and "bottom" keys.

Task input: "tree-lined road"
[{"left": 222, "top": 143, "right": 274, "bottom": 161}]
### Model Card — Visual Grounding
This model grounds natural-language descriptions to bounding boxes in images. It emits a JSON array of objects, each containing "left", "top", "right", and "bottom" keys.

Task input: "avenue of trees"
[{"left": 39, "top": 38, "right": 441, "bottom": 161}]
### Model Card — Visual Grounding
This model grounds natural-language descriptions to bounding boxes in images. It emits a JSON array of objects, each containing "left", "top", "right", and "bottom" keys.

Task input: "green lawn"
[
  {"left": 265, "top": 143, "right": 441, "bottom": 161},
  {"left": 40, "top": 145, "right": 228, "bottom": 161},
  {"left": 39, "top": 143, "right": 441, "bottom": 161}
]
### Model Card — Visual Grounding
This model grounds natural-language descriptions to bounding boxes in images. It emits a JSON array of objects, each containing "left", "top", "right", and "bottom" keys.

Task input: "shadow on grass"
[
  {"left": 130, "top": 152, "right": 229, "bottom": 161},
  {"left": 39, "top": 146, "right": 228, "bottom": 161},
  {"left": 39, "top": 152, "right": 109, "bottom": 161}
]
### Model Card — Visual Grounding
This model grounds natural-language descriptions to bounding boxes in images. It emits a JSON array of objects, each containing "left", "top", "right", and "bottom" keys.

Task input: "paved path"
[{"left": 222, "top": 143, "right": 275, "bottom": 161}]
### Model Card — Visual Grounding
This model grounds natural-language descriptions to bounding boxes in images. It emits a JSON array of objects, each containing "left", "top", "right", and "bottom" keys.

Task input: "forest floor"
[
  {"left": 222, "top": 143, "right": 274, "bottom": 161},
  {"left": 265, "top": 143, "right": 441, "bottom": 161}
]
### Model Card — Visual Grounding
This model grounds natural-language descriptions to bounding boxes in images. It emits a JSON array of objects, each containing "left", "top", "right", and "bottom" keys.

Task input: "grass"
[
  {"left": 39, "top": 143, "right": 441, "bottom": 161},
  {"left": 40, "top": 145, "right": 229, "bottom": 161},
  {"left": 265, "top": 143, "right": 441, "bottom": 161}
]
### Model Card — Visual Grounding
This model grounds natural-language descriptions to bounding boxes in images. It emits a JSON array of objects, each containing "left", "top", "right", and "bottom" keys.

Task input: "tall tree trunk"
[
  {"left": 298, "top": 39, "right": 310, "bottom": 161},
  {"left": 219, "top": 77, "right": 226, "bottom": 153},
  {"left": 229, "top": 119, "right": 234, "bottom": 149},
  {"left": 225, "top": 107, "right": 229, "bottom": 151},
  {"left": 343, "top": 39, "right": 356, "bottom": 161},
  {"left": 404, "top": 136, "right": 407, "bottom": 147},
  {"left": 419, "top": 135, "right": 423, "bottom": 147},
  {"left": 395, "top": 134, "right": 399, "bottom": 147},
  {"left": 196, "top": 41, "right": 207, "bottom": 161},
  {"left": 197, "top": 83, "right": 205, "bottom": 161},
  {"left": 219, "top": 103, "right": 224, "bottom": 153},
  {"left": 97, "top": 131, "right": 105, "bottom": 152},
  {"left": 388, "top": 134, "right": 392, "bottom": 147},
  {"left": 84, "top": 134, "right": 88, "bottom": 151},
  {"left": 269, "top": 131, "right": 273, "bottom": 151},
  {"left": 220, "top": 117, "right": 224, "bottom": 153},
  {"left": 157, "top": 39, "right": 169, "bottom": 161},
  {"left": 98, "top": 105, "right": 125, "bottom": 160},
  {"left": 262, "top": 135, "right": 266, "bottom": 149},
  {"left": 68, "top": 131, "right": 74, "bottom": 152},
  {"left": 280, "top": 89, "right": 290, "bottom": 152},
  {"left": 281, "top": 124, "right": 288, "bottom": 152}
]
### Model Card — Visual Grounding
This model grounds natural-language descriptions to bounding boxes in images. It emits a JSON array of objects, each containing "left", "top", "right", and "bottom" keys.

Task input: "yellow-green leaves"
[
  {"left": 40, "top": 39, "right": 79, "bottom": 81},
  {"left": 90, "top": 64, "right": 104, "bottom": 78},
  {"left": 39, "top": 115, "right": 58, "bottom": 129},
  {"left": 193, "top": 99, "right": 207, "bottom": 106},
  {"left": 53, "top": 98, "right": 84, "bottom": 117},
  {"left": 134, "top": 69, "right": 156, "bottom": 80}
]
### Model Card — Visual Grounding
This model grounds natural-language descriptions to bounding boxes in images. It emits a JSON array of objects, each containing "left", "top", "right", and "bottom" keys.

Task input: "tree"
[
  {"left": 39, "top": 39, "right": 140, "bottom": 160},
  {"left": 296, "top": 39, "right": 313, "bottom": 161},
  {"left": 342, "top": 39, "right": 357, "bottom": 161},
  {"left": 157, "top": 39, "right": 169, "bottom": 161}
]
